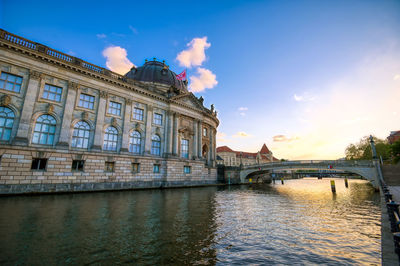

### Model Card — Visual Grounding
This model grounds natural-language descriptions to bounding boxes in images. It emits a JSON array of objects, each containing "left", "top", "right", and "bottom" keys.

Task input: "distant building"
[
  {"left": 216, "top": 144, "right": 279, "bottom": 166},
  {"left": 388, "top": 131, "right": 400, "bottom": 144}
]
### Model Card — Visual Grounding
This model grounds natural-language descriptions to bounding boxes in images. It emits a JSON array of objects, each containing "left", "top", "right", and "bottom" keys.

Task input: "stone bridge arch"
[{"left": 238, "top": 161, "right": 379, "bottom": 188}]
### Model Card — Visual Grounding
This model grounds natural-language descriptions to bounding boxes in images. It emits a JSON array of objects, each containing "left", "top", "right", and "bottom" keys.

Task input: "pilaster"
[
  {"left": 144, "top": 105, "right": 153, "bottom": 155},
  {"left": 57, "top": 81, "right": 78, "bottom": 148},
  {"left": 193, "top": 119, "right": 198, "bottom": 159},
  {"left": 92, "top": 90, "right": 108, "bottom": 151},
  {"left": 198, "top": 120, "right": 203, "bottom": 158},
  {"left": 166, "top": 111, "right": 173, "bottom": 155},
  {"left": 172, "top": 112, "right": 180, "bottom": 156},
  {"left": 13, "top": 70, "right": 43, "bottom": 145},
  {"left": 121, "top": 99, "right": 132, "bottom": 152}
]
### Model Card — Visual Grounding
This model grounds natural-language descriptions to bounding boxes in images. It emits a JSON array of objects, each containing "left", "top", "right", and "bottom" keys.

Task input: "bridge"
[{"left": 223, "top": 160, "right": 380, "bottom": 188}]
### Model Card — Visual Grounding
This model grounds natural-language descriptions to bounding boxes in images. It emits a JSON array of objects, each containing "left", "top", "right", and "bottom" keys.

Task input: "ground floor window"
[
  {"left": 153, "top": 164, "right": 160, "bottom": 173},
  {"left": 184, "top": 166, "right": 191, "bottom": 174},
  {"left": 31, "top": 158, "right": 47, "bottom": 171},
  {"left": 132, "top": 163, "right": 140, "bottom": 173},
  {"left": 72, "top": 160, "right": 85, "bottom": 171},
  {"left": 105, "top": 161, "right": 115, "bottom": 172}
]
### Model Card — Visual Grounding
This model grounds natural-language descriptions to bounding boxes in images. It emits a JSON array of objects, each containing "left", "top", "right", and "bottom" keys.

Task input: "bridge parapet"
[{"left": 242, "top": 160, "right": 374, "bottom": 170}]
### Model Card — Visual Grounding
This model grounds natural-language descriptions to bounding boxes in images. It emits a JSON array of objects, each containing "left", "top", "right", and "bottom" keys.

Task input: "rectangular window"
[
  {"left": 153, "top": 164, "right": 160, "bottom": 173},
  {"left": 0, "top": 72, "right": 23, "bottom": 93},
  {"left": 108, "top": 101, "right": 121, "bottom": 116},
  {"left": 42, "top": 84, "right": 62, "bottom": 102},
  {"left": 181, "top": 139, "right": 189, "bottom": 159},
  {"left": 105, "top": 161, "right": 115, "bottom": 172},
  {"left": 184, "top": 166, "right": 191, "bottom": 174},
  {"left": 132, "top": 163, "right": 140, "bottom": 173},
  {"left": 133, "top": 108, "right": 144, "bottom": 121},
  {"left": 71, "top": 160, "right": 85, "bottom": 171},
  {"left": 78, "top": 93, "right": 95, "bottom": 109},
  {"left": 203, "top": 128, "right": 207, "bottom": 137},
  {"left": 153, "top": 113, "right": 163, "bottom": 125},
  {"left": 31, "top": 158, "right": 47, "bottom": 171}
]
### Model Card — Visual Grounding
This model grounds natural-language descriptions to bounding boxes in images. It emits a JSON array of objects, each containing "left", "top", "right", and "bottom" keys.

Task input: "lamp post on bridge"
[{"left": 369, "top": 135, "right": 378, "bottom": 159}]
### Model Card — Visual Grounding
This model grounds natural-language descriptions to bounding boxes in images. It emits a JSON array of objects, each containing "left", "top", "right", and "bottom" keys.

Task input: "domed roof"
[{"left": 124, "top": 59, "right": 187, "bottom": 92}]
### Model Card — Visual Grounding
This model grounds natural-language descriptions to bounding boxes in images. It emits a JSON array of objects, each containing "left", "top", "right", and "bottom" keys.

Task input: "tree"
[
  {"left": 345, "top": 136, "right": 391, "bottom": 160},
  {"left": 391, "top": 139, "right": 400, "bottom": 164}
]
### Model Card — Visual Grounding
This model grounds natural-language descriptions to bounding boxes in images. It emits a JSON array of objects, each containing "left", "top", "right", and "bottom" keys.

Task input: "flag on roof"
[{"left": 176, "top": 69, "right": 187, "bottom": 81}]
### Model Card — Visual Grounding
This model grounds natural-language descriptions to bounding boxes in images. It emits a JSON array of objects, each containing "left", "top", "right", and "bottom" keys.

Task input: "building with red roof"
[
  {"left": 388, "top": 130, "right": 400, "bottom": 144},
  {"left": 216, "top": 144, "right": 278, "bottom": 166}
]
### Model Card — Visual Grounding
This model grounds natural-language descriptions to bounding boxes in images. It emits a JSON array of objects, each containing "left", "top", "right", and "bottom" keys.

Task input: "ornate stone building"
[
  {"left": 0, "top": 29, "right": 219, "bottom": 194},
  {"left": 216, "top": 144, "right": 278, "bottom": 166}
]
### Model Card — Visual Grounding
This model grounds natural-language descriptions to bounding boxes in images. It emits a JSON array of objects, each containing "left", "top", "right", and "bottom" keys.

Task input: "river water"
[{"left": 0, "top": 178, "right": 381, "bottom": 265}]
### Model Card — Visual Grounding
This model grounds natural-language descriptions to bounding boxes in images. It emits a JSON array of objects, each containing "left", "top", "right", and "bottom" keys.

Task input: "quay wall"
[{"left": 0, "top": 146, "right": 217, "bottom": 195}]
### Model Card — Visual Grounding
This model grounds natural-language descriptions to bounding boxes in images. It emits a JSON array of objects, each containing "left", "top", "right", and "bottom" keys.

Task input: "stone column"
[
  {"left": 57, "top": 81, "right": 78, "bottom": 148},
  {"left": 13, "top": 70, "right": 42, "bottom": 145},
  {"left": 172, "top": 113, "right": 180, "bottom": 156},
  {"left": 209, "top": 128, "right": 214, "bottom": 165},
  {"left": 198, "top": 120, "right": 202, "bottom": 158},
  {"left": 193, "top": 120, "right": 198, "bottom": 159},
  {"left": 121, "top": 99, "right": 132, "bottom": 152},
  {"left": 92, "top": 90, "right": 108, "bottom": 151},
  {"left": 166, "top": 111, "right": 173, "bottom": 155},
  {"left": 144, "top": 105, "right": 153, "bottom": 155}
]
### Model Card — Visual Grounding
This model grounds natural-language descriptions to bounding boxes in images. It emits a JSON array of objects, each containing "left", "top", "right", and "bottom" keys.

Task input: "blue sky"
[{"left": 1, "top": 0, "right": 400, "bottom": 159}]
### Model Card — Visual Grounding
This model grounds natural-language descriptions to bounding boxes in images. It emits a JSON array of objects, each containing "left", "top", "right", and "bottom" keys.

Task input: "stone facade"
[{"left": 0, "top": 29, "right": 219, "bottom": 194}]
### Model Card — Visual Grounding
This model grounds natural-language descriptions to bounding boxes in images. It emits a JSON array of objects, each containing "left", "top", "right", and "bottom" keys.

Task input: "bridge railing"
[{"left": 244, "top": 160, "right": 374, "bottom": 169}]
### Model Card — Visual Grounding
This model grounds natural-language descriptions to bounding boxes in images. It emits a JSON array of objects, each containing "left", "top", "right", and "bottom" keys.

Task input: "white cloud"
[
  {"left": 102, "top": 46, "right": 135, "bottom": 75},
  {"left": 238, "top": 107, "right": 248, "bottom": 111},
  {"left": 129, "top": 25, "right": 138, "bottom": 34},
  {"left": 233, "top": 131, "right": 252, "bottom": 138},
  {"left": 96, "top": 33, "right": 107, "bottom": 39},
  {"left": 189, "top": 67, "right": 218, "bottom": 92},
  {"left": 294, "top": 94, "right": 303, "bottom": 101},
  {"left": 294, "top": 92, "right": 316, "bottom": 102},
  {"left": 176, "top": 37, "right": 210, "bottom": 68},
  {"left": 272, "top": 135, "right": 300, "bottom": 142},
  {"left": 217, "top": 132, "right": 230, "bottom": 143}
]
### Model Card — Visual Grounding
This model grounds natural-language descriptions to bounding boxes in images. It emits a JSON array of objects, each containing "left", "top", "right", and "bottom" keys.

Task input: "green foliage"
[
  {"left": 391, "top": 139, "right": 400, "bottom": 164},
  {"left": 345, "top": 136, "right": 391, "bottom": 160}
]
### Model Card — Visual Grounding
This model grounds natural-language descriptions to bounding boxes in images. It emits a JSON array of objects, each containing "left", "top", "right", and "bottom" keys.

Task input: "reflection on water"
[{"left": 0, "top": 179, "right": 380, "bottom": 265}]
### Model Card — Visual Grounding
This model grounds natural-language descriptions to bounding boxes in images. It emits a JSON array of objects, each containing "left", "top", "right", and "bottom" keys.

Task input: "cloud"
[
  {"left": 189, "top": 67, "right": 218, "bottom": 92},
  {"left": 238, "top": 107, "right": 248, "bottom": 116},
  {"left": 96, "top": 33, "right": 107, "bottom": 39},
  {"left": 233, "top": 131, "right": 252, "bottom": 138},
  {"left": 102, "top": 46, "right": 135, "bottom": 75},
  {"left": 129, "top": 25, "right": 138, "bottom": 34},
  {"left": 176, "top": 37, "right": 210, "bottom": 68},
  {"left": 394, "top": 74, "right": 400, "bottom": 80},
  {"left": 293, "top": 92, "right": 316, "bottom": 102},
  {"left": 217, "top": 132, "right": 230, "bottom": 143},
  {"left": 272, "top": 135, "right": 300, "bottom": 142}
]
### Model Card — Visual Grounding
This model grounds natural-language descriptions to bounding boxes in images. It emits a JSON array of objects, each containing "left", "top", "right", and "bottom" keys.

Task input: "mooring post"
[
  {"left": 331, "top": 180, "right": 336, "bottom": 193},
  {"left": 281, "top": 178, "right": 284, "bottom": 185},
  {"left": 344, "top": 178, "right": 348, "bottom": 188}
]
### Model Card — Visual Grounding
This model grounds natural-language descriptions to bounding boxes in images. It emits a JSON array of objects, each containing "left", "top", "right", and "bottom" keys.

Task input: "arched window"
[
  {"left": 0, "top": 106, "right": 15, "bottom": 141},
  {"left": 151, "top": 134, "right": 161, "bottom": 156},
  {"left": 129, "top": 131, "right": 141, "bottom": 154},
  {"left": 71, "top": 121, "right": 90, "bottom": 148},
  {"left": 32, "top": 114, "right": 56, "bottom": 145},
  {"left": 103, "top": 126, "right": 118, "bottom": 151}
]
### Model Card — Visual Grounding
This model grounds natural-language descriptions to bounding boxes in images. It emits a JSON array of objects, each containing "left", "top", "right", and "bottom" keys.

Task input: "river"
[{"left": 0, "top": 178, "right": 381, "bottom": 265}]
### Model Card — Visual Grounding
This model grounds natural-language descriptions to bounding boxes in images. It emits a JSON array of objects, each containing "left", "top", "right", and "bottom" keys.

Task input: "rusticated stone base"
[
  {"left": 0, "top": 145, "right": 218, "bottom": 195},
  {"left": 0, "top": 180, "right": 219, "bottom": 195}
]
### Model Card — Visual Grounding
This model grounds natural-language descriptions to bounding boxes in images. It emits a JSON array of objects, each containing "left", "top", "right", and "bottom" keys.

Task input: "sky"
[{"left": 1, "top": 0, "right": 399, "bottom": 159}]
